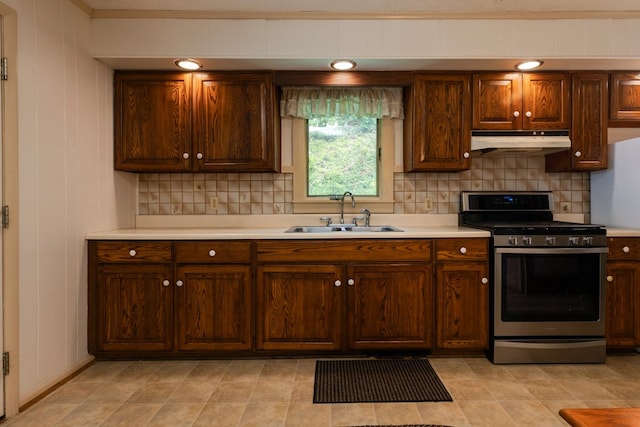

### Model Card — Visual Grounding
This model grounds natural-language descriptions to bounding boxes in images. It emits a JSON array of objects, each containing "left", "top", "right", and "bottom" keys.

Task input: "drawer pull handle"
[
  {"left": 209, "top": 250, "right": 216, "bottom": 257},
  {"left": 459, "top": 247, "right": 467, "bottom": 254},
  {"left": 481, "top": 277, "right": 489, "bottom": 285},
  {"left": 607, "top": 275, "right": 614, "bottom": 283},
  {"left": 623, "top": 246, "right": 630, "bottom": 253},
  {"left": 463, "top": 152, "right": 470, "bottom": 159},
  {"left": 129, "top": 249, "right": 137, "bottom": 257},
  {"left": 183, "top": 152, "right": 190, "bottom": 159},
  {"left": 574, "top": 151, "right": 582, "bottom": 158},
  {"left": 334, "top": 280, "right": 342, "bottom": 287},
  {"left": 196, "top": 152, "right": 203, "bottom": 160},
  {"left": 176, "top": 280, "right": 184, "bottom": 287},
  {"left": 347, "top": 278, "right": 355, "bottom": 286},
  {"left": 513, "top": 111, "right": 520, "bottom": 118},
  {"left": 162, "top": 280, "right": 170, "bottom": 287}
]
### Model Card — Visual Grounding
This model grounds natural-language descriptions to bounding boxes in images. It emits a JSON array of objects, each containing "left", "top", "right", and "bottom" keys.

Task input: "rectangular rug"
[{"left": 313, "top": 359, "right": 452, "bottom": 404}]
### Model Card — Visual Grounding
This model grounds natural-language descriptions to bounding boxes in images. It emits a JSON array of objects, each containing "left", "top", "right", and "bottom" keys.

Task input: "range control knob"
[
  {"left": 508, "top": 236, "right": 518, "bottom": 246},
  {"left": 521, "top": 236, "right": 533, "bottom": 246},
  {"left": 545, "top": 236, "right": 556, "bottom": 246},
  {"left": 582, "top": 236, "right": 594, "bottom": 246},
  {"left": 569, "top": 236, "right": 581, "bottom": 246}
]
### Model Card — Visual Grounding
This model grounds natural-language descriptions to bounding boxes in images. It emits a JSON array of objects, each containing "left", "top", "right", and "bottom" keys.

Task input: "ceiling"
[{"left": 78, "top": 0, "right": 640, "bottom": 71}]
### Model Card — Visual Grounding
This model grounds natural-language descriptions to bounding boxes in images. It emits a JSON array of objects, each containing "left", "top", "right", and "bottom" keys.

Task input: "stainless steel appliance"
[{"left": 460, "top": 191, "right": 608, "bottom": 364}]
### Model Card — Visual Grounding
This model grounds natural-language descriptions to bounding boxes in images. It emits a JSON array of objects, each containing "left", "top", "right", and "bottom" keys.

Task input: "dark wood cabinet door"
[
  {"left": 96, "top": 264, "right": 173, "bottom": 352},
  {"left": 523, "top": 73, "right": 570, "bottom": 130},
  {"left": 610, "top": 72, "right": 640, "bottom": 124},
  {"left": 546, "top": 73, "right": 608, "bottom": 171},
  {"left": 256, "top": 264, "right": 343, "bottom": 351},
  {"left": 606, "top": 261, "right": 640, "bottom": 348},
  {"left": 435, "top": 261, "right": 489, "bottom": 350},
  {"left": 473, "top": 73, "right": 522, "bottom": 130},
  {"left": 405, "top": 73, "right": 471, "bottom": 171},
  {"left": 114, "top": 73, "right": 192, "bottom": 172},
  {"left": 176, "top": 265, "right": 253, "bottom": 351},
  {"left": 193, "top": 72, "right": 279, "bottom": 172},
  {"left": 347, "top": 263, "right": 433, "bottom": 350}
]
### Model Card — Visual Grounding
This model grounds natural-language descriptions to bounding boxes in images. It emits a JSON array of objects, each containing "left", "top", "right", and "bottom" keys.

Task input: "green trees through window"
[{"left": 307, "top": 115, "right": 378, "bottom": 197}]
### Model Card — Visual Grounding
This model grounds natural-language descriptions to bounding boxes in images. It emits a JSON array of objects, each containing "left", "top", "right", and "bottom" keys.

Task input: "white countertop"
[
  {"left": 605, "top": 228, "right": 640, "bottom": 237},
  {"left": 85, "top": 214, "right": 490, "bottom": 240}
]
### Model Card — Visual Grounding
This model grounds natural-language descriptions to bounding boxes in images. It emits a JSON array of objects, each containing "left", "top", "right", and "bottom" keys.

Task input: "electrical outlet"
[
  {"left": 424, "top": 197, "right": 433, "bottom": 212},
  {"left": 209, "top": 197, "right": 219, "bottom": 210}
]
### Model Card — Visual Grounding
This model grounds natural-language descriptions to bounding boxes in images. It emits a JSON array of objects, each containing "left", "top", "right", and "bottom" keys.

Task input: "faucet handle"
[
  {"left": 361, "top": 208, "right": 371, "bottom": 226},
  {"left": 352, "top": 216, "right": 365, "bottom": 226},
  {"left": 320, "top": 216, "right": 333, "bottom": 226}
]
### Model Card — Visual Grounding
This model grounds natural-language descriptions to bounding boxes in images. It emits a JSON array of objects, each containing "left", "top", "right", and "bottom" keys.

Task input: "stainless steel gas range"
[{"left": 460, "top": 191, "right": 608, "bottom": 364}]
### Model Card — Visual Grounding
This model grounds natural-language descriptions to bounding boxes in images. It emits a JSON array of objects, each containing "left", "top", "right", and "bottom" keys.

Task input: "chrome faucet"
[{"left": 330, "top": 191, "right": 356, "bottom": 224}]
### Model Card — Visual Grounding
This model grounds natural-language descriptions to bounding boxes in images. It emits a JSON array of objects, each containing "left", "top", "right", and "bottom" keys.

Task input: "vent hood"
[{"left": 471, "top": 130, "right": 571, "bottom": 156}]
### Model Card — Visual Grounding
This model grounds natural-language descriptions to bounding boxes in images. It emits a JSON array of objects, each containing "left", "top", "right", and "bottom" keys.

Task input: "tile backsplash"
[{"left": 138, "top": 155, "right": 589, "bottom": 216}]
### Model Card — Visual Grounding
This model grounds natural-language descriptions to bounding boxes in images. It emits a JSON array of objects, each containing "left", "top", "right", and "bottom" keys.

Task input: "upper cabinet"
[
  {"left": 610, "top": 72, "right": 640, "bottom": 126},
  {"left": 404, "top": 73, "right": 471, "bottom": 171},
  {"left": 545, "top": 73, "right": 608, "bottom": 172},
  {"left": 114, "top": 71, "right": 280, "bottom": 173},
  {"left": 472, "top": 72, "right": 570, "bottom": 130}
]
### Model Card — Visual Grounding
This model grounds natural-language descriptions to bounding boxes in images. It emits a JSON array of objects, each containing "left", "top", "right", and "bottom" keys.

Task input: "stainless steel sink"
[{"left": 285, "top": 225, "right": 403, "bottom": 233}]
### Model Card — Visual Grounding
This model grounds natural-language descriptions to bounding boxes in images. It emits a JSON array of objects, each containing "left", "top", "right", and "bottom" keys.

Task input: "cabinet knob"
[
  {"left": 162, "top": 279, "right": 170, "bottom": 287},
  {"left": 481, "top": 277, "right": 489, "bottom": 285},
  {"left": 176, "top": 280, "right": 184, "bottom": 287},
  {"left": 129, "top": 249, "right": 137, "bottom": 257},
  {"left": 334, "top": 280, "right": 342, "bottom": 287},
  {"left": 513, "top": 111, "right": 520, "bottom": 118},
  {"left": 209, "top": 249, "right": 216, "bottom": 257},
  {"left": 196, "top": 152, "right": 203, "bottom": 160},
  {"left": 347, "top": 278, "right": 355, "bottom": 286},
  {"left": 525, "top": 111, "right": 532, "bottom": 118},
  {"left": 574, "top": 151, "right": 582, "bottom": 158},
  {"left": 623, "top": 246, "right": 630, "bottom": 253},
  {"left": 607, "top": 275, "right": 614, "bottom": 283},
  {"left": 459, "top": 247, "right": 467, "bottom": 254},
  {"left": 183, "top": 152, "right": 190, "bottom": 159},
  {"left": 463, "top": 152, "right": 470, "bottom": 159}
]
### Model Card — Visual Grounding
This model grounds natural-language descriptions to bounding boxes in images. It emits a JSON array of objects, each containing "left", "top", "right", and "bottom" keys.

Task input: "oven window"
[{"left": 501, "top": 253, "right": 601, "bottom": 322}]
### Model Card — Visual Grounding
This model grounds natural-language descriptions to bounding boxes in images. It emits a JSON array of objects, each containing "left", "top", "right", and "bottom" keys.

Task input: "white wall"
[{"left": 1, "top": 0, "right": 136, "bottom": 407}]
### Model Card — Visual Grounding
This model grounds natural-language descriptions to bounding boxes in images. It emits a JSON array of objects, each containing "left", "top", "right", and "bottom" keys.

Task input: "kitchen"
[{"left": 4, "top": 0, "right": 640, "bottom": 425}]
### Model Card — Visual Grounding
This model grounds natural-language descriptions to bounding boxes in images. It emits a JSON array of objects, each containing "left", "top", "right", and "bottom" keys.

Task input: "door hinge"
[
  {"left": 1, "top": 205, "right": 8, "bottom": 228},
  {"left": 2, "top": 352, "right": 8, "bottom": 376},
  {"left": 1, "top": 57, "right": 7, "bottom": 80}
]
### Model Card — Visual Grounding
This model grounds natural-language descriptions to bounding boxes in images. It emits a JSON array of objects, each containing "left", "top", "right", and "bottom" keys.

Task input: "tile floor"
[{"left": 3, "top": 354, "right": 640, "bottom": 427}]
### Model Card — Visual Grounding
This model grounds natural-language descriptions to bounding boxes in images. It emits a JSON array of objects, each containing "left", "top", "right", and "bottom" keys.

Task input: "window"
[{"left": 281, "top": 86, "right": 403, "bottom": 214}]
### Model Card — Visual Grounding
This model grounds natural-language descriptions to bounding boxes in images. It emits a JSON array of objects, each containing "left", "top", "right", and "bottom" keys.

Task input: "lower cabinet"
[
  {"left": 256, "top": 239, "right": 433, "bottom": 352},
  {"left": 89, "top": 240, "right": 253, "bottom": 357},
  {"left": 606, "top": 237, "right": 640, "bottom": 348},
  {"left": 434, "top": 239, "right": 489, "bottom": 350}
]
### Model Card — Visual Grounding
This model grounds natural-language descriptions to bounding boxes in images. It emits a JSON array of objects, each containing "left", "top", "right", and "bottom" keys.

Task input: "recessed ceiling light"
[
  {"left": 330, "top": 59, "right": 356, "bottom": 71},
  {"left": 515, "top": 60, "right": 544, "bottom": 71},
  {"left": 174, "top": 59, "right": 202, "bottom": 71}
]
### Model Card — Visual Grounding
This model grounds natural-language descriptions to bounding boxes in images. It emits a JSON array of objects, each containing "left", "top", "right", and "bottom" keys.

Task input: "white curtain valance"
[{"left": 280, "top": 86, "right": 404, "bottom": 119}]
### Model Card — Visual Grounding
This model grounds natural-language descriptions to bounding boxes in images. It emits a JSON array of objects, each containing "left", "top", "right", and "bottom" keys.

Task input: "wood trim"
[{"left": 275, "top": 71, "right": 413, "bottom": 87}]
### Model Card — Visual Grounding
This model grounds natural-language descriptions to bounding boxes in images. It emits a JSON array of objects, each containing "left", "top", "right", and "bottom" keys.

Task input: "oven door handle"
[{"left": 495, "top": 247, "right": 608, "bottom": 255}]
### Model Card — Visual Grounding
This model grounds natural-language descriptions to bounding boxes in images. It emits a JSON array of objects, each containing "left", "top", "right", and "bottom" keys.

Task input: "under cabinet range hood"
[{"left": 471, "top": 130, "right": 571, "bottom": 156}]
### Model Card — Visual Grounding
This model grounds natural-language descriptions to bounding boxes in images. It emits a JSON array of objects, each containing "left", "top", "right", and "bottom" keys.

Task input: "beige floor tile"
[
  {"left": 458, "top": 400, "right": 517, "bottom": 427},
  {"left": 259, "top": 359, "right": 299, "bottom": 382},
  {"left": 54, "top": 403, "right": 121, "bottom": 427},
  {"left": 499, "top": 400, "right": 565, "bottom": 426},
  {"left": 146, "top": 362, "right": 197, "bottom": 383},
  {"left": 290, "top": 379, "right": 314, "bottom": 403},
  {"left": 285, "top": 403, "right": 331, "bottom": 427},
  {"left": 249, "top": 380, "right": 293, "bottom": 403},
  {"left": 146, "top": 403, "right": 206, "bottom": 427},
  {"left": 111, "top": 362, "right": 164, "bottom": 383},
  {"left": 558, "top": 378, "right": 618, "bottom": 401},
  {"left": 2, "top": 403, "right": 76, "bottom": 426},
  {"left": 238, "top": 402, "right": 289, "bottom": 427},
  {"left": 71, "top": 362, "right": 130, "bottom": 383},
  {"left": 100, "top": 403, "right": 162, "bottom": 427},
  {"left": 126, "top": 382, "right": 178, "bottom": 404},
  {"left": 40, "top": 382, "right": 103, "bottom": 404},
  {"left": 167, "top": 382, "right": 216, "bottom": 403},
  {"left": 222, "top": 360, "right": 265, "bottom": 383},
  {"left": 330, "top": 403, "right": 377, "bottom": 426},
  {"left": 373, "top": 402, "right": 423, "bottom": 424},
  {"left": 185, "top": 363, "right": 228, "bottom": 383},
  {"left": 208, "top": 380, "right": 255, "bottom": 403},
  {"left": 84, "top": 381, "right": 143, "bottom": 404},
  {"left": 192, "top": 402, "right": 246, "bottom": 427},
  {"left": 442, "top": 378, "right": 494, "bottom": 401},
  {"left": 415, "top": 401, "right": 471, "bottom": 427},
  {"left": 523, "top": 379, "right": 575, "bottom": 400},
  {"left": 484, "top": 378, "right": 537, "bottom": 400}
]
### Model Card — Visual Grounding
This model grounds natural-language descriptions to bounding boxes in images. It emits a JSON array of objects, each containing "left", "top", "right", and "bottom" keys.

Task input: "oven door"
[{"left": 494, "top": 247, "right": 607, "bottom": 338}]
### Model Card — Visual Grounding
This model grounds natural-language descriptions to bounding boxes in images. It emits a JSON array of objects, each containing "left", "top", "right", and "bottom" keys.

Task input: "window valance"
[{"left": 280, "top": 86, "right": 404, "bottom": 119}]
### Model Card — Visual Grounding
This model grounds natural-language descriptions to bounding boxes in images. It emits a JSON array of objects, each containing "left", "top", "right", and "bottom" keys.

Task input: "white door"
[{"left": 0, "top": 14, "right": 5, "bottom": 419}]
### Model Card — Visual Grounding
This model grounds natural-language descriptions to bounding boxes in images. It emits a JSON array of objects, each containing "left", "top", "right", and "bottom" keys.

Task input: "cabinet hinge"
[
  {"left": 1, "top": 57, "right": 7, "bottom": 81},
  {"left": 1, "top": 205, "right": 8, "bottom": 229},
  {"left": 2, "top": 352, "right": 8, "bottom": 376}
]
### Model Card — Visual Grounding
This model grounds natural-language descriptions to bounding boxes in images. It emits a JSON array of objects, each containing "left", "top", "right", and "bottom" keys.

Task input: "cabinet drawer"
[
  {"left": 435, "top": 238, "right": 488, "bottom": 261},
  {"left": 175, "top": 241, "right": 252, "bottom": 264},
  {"left": 257, "top": 239, "right": 431, "bottom": 263},
  {"left": 95, "top": 241, "right": 173, "bottom": 263},
  {"left": 607, "top": 238, "right": 640, "bottom": 260}
]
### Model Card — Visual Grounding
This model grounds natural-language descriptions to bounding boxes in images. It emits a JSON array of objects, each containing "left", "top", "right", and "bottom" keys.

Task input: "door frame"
[{"left": 0, "top": 3, "right": 19, "bottom": 419}]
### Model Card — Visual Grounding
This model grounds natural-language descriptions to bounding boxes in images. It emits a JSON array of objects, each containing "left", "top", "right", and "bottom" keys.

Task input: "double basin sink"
[{"left": 285, "top": 224, "right": 403, "bottom": 233}]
